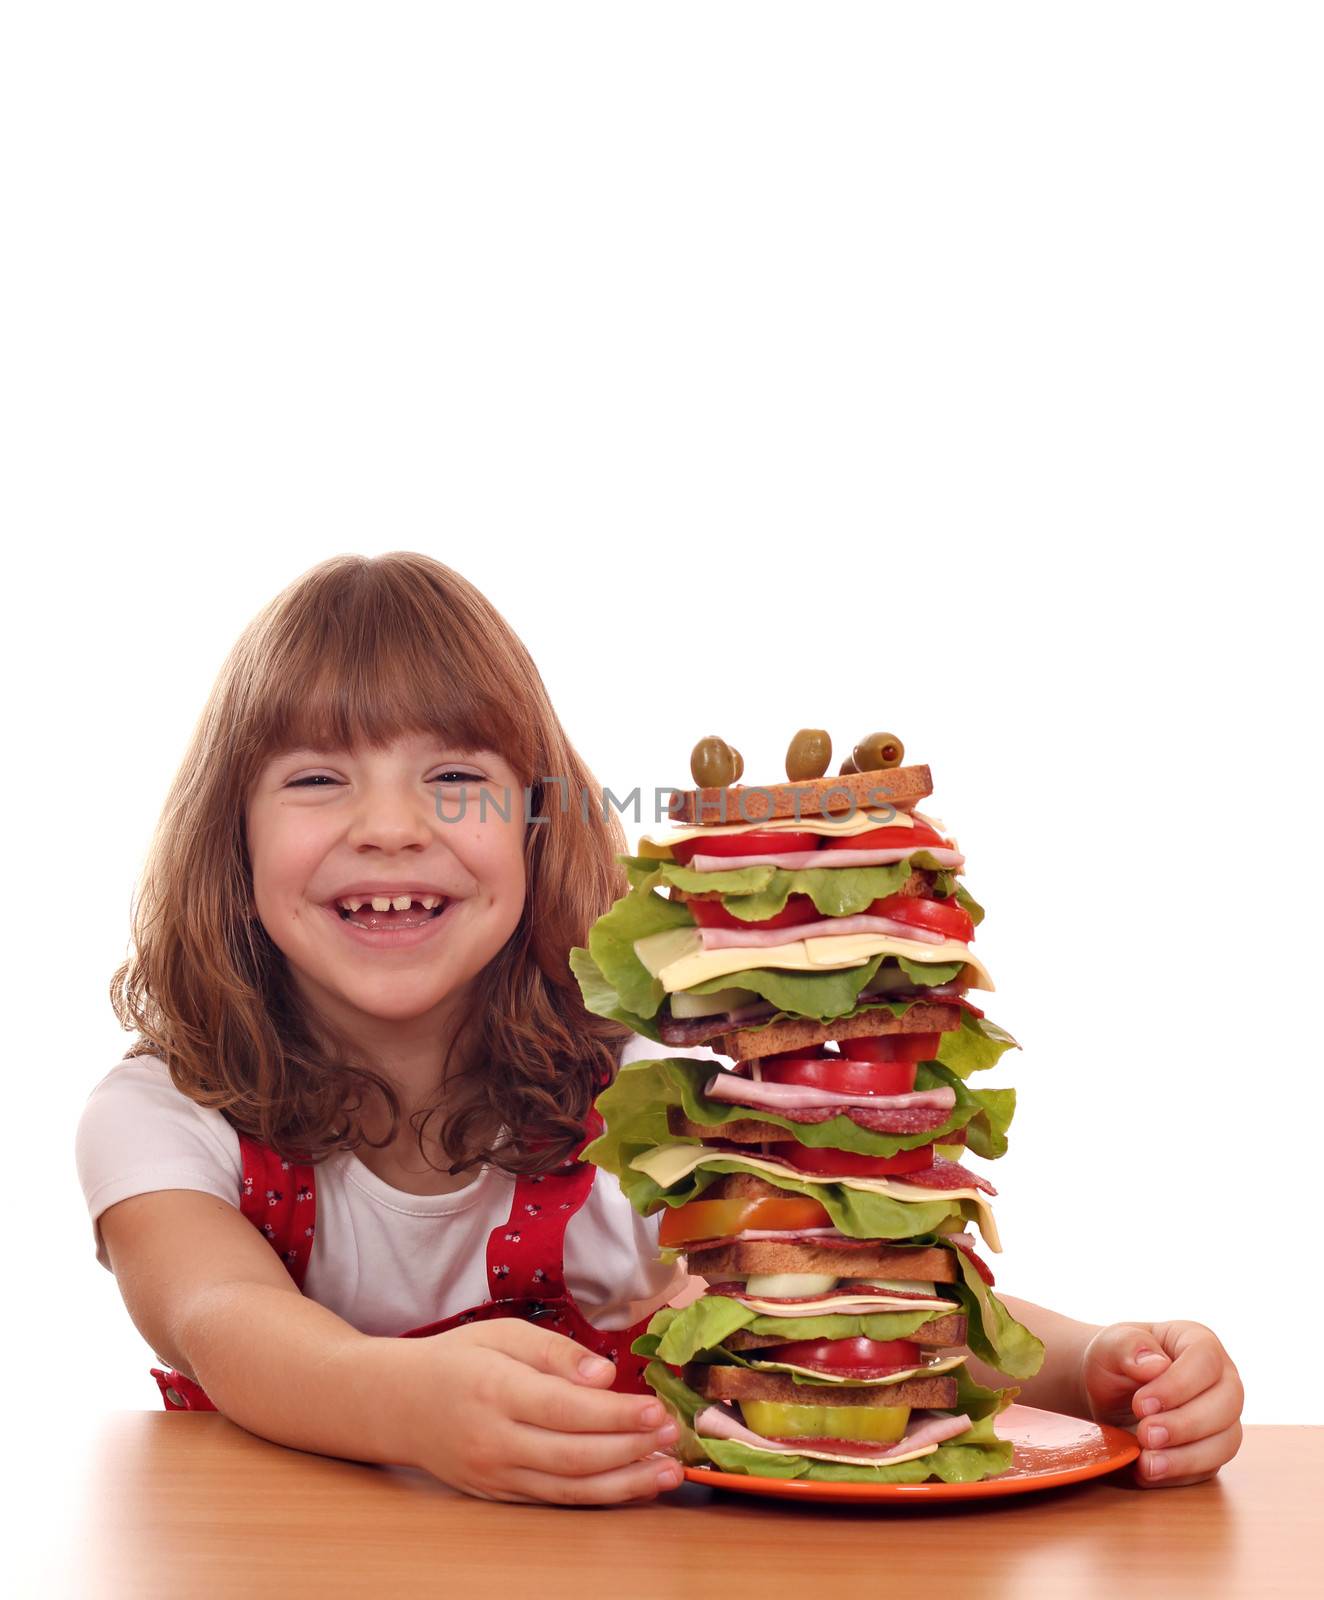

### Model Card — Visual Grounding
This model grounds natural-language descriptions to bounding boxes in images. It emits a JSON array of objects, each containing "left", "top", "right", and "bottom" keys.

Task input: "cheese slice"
[
  {"left": 637, "top": 806, "right": 917, "bottom": 859},
  {"left": 634, "top": 1142, "right": 1001, "bottom": 1252},
  {"left": 634, "top": 925, "right": 993, "bottom": 994},
  {"left": 743, "top": 1353, "right": 968, "bottom": 1386}
]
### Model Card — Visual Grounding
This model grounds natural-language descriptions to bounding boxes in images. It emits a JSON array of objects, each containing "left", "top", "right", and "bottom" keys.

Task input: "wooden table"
[{"left": 24, "top": 1416, "right": 1319, "bottom": 1598}]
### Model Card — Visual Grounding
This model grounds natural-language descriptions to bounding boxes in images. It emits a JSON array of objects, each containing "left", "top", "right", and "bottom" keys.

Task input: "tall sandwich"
[{"left": 572, "top": 730, "right": 1044, "bottom": 1483}]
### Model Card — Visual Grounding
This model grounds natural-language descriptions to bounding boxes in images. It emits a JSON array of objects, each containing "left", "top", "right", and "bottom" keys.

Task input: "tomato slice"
[
  {"left": 822, "top": 819, "right": 947, "bottom": 852},
  {"left": 760, "top": 1336, "right": 921, "bottom": 1371},
  {"left": 867, "top": 893, "right": 974, "bottom": 943},
  {"left": 656, "top": 1194, "right": 832, "bottom": 1248},
  {"left": 757, "top": 1050, "right": 918, "bottom": 1097},
  {"left": 839, "top": 1033, "right": 940, "bottom": 1066},
  {"left": 773, "top": 1142, "right": 935, "bottom": 1177},
  {"left": 688, "top": 893, "right": 820, "bottom": 932},
  {"left": 670, "top": 829, "right": 822, "bottom": 865}
]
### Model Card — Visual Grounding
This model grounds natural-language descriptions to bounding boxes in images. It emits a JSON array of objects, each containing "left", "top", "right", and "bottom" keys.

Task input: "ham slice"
[
  {"left": 687, "top": 846, "right": 966, "bottom": 872},
  {"left": 699, "top": 914, "right": 957, "bottom": 950},
  {"left": 694, "top": 1404, "right": 974, "bottom": 1462},
  {"left": 703, "top": 1074, "right": 957, "bottom": 1114}
]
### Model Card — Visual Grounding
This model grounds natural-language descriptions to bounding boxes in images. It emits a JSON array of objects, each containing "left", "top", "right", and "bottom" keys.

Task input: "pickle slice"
[{"left": 738, "top": 1400, "right": 910, "bottom": 1443}]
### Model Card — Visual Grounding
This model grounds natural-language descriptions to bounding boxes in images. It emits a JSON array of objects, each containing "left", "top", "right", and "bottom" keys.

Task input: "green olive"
[
  {"left": 839, "top": 755, "right": 859, "bottom": 775},
  {"left": 853, "top": 732, "right": 905, "bottom": 772},
  {"left": 786, "top": 728, "right": 832, "bottom": 781},
  {"left": 691, "top": 736, "right": 740, "bottom": 789},
  {"left": 730, "top": 746, "right": 744, "bottom": 781}
]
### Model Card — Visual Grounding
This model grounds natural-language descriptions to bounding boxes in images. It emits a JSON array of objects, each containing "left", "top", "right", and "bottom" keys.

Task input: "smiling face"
[{"left": 245, "top": 734, "right": 528, "bottom": 1041}]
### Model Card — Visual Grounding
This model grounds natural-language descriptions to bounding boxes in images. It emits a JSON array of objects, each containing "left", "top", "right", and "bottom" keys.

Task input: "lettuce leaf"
[
  {"left": 937, "top": 1007, "right": 1019, "bottom": 1077},
  {"left": 643, "top": 1360, "right": 1015, "bottom": 1483},
  {"left": 634, "top": 1296, "right": 963, "bottom": 1364},
  {"left": 955, "top": 883, "right": 985, "bottom": 926},
  {"left": 584, "top": 1054, "right": 1014, "bottom": 1159},
  {"left": 948, "top": 1248, "right": 1045, "bottom": 1377},
  {"left": 571, "top": 885, "right": 978, "bottom": 1029},
  {"left": 581, "top": 884, "right": 692, "bottom": 1022},
  {"left": 621, "top": 853, "right": 987, "bottom": 929},
  {"left": 621, "top": 853, "right": 974, "bottom": 918}
]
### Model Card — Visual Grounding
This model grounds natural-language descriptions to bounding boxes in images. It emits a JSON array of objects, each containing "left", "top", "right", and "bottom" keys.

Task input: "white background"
[{"left": 2, "top": 6, "right": 1321, "bottom": 1543}]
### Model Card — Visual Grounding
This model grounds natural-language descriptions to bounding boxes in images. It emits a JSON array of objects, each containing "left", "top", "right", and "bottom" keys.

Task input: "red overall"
[{"left": 150, "top": 1111, "right": 655, "bottom": 1412}]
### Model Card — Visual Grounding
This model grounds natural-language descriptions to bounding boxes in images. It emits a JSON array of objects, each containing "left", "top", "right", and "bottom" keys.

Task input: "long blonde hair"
[{"left": 111, "top": 552, "right": 632, "bottom": 1175}]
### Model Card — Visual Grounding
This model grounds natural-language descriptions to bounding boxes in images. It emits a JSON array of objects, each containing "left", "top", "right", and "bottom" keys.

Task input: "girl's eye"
[{"left": 285, "top": 768, "right": 483, "bottom": 788}]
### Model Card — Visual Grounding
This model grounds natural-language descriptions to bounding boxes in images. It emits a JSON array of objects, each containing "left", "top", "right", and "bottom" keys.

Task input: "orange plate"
[{"left": 681, "top": 1404, "right": 1140, "bottom": 1503}]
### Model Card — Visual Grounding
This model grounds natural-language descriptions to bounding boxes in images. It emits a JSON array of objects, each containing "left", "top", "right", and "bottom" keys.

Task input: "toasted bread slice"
[
  {"left": 684, "top": 1239, "right": 956, "bottom": 1281},
  {"left": 723, "top": 1311, "right": 967, "bottom": 1352},
  {"left": 685, "top": 1363, "right": 959, "bottom": 1410},
  {"left": 709, "top": 1001, "right": 961, "bottom": 1064},
  {"left": 666, "top": 764, "right": 932, "bottom": 827}
]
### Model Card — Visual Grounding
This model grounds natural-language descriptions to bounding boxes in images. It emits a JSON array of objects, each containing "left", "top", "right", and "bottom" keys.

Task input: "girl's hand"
[
  {"left": 390, "top": 1318, "right": 684, "bottom": 1505},
  {"left": 1082, "top": 1320, "right": 1244, "bottom": 1488}
]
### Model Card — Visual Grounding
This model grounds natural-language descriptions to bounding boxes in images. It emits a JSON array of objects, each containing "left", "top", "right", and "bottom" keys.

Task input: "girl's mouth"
[{"left": 331, "top": 894, "right": 451, "bottom": 933}]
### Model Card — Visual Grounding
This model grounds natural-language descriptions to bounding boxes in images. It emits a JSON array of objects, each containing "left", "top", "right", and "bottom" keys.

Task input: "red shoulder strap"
[
  {"left": 237, "top": 1133, "right": 316, "bottom": 1289},
  {"left": 484, "top": 1109, "right": 602, "bottom": 1302}
]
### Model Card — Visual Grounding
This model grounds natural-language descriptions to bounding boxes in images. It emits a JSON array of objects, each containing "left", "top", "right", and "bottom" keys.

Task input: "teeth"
[{"left": 336, "top": 893, "right": 448, "bottom": 914}]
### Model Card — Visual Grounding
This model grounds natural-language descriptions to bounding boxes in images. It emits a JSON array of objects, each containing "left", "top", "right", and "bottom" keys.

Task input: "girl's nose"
[{"left": 343, "top": 785, "right": 438, "bottom": 852}]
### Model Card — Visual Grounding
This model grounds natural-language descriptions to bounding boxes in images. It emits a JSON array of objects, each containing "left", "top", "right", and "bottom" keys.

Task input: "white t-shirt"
[{"left": 74, "top": 1032, "right": 721, "bottom": 1337}]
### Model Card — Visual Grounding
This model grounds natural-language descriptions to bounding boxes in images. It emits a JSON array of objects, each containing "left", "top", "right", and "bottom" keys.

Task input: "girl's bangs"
[{"left": 244, "top": 613, "right": 533, "bottom": 779}]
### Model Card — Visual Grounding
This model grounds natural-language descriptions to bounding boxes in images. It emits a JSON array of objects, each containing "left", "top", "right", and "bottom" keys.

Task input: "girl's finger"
[
  {"left": 1138, "top": 1371, "right": 1245, "bottom": 1453},
  {"left": 502, "top": 1361, "right": 671, "bottom": 1435},
  {"left": 1133, "top": 1332, "right": 1225, "bottom": 1417},
  {"left": 1137, "top": 1420, "right": 1243, "bottom": 1488},
  {"left": 507, "top": 1416, "right": 679, "bottom": 1479},
  {"left": 484, "top": 1318, "right": 622, "bottom": 1387},
  {"left": 1089, "top": 1323, "right": 1170, "bottom": 1381},
  {"left": 498, "top": 1452, "right": 684, "bottom": 1506}
]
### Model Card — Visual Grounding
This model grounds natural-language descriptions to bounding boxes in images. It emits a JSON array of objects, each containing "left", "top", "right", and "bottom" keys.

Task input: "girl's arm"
[
  {"left": 963, "top": 1294, "right": 1097, "bottom": 1417},
  {"left": 965, "top": 1294, "right": 1245, "bottom": 1488},
  {"left": 101, "top": 1189, "right": 683, "bottom": 1503}
]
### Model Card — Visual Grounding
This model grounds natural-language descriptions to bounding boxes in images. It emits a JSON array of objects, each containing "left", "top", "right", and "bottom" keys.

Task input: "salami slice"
[
  {"left": 895, "top": 1157, "right": 997, "bottom": 1197},
  {"left": 945, "top": 1235, "right": 996, "bottom": 1286}
]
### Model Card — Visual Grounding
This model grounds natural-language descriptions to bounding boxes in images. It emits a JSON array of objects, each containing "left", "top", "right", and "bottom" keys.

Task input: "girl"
[{"left": 76, "top": 553, "right": 1244, "bottom": 1506}]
